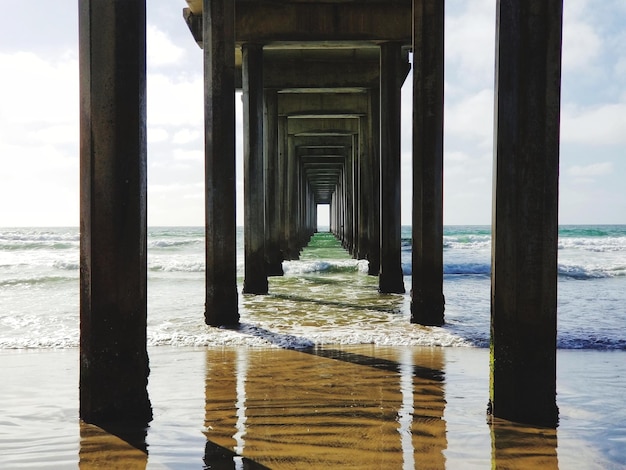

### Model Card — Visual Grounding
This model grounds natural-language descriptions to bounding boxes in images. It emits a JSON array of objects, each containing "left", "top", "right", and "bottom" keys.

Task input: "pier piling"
[
  {"left": 79, "top": 0, "right": 151, "bottom": 424},
  {"left": 490, "top": 0, "right": 563, "bottom": 427}
]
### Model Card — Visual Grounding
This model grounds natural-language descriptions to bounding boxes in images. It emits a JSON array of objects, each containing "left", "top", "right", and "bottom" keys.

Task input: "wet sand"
[{"left": 1, "top": 345, "right": 625, "bottom": 469}]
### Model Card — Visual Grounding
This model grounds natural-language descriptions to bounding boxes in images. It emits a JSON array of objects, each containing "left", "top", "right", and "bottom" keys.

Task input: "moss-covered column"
[
  {"left": 490, "top": 0, "right": 563, "bottom": 427},
  {"left": 203, "top": 0, "right": 239, "bottom": 325},
  {"left": 411, "top": 0, "right": 445, "bottom": 326},
  {"left": 79, "top": 0, "right": 151, "bottom": 423}
]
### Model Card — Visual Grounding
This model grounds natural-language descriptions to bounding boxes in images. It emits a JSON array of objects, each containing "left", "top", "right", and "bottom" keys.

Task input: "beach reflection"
[
  {"left": 203, "top": 345, "right": 447, "bottom": 468},
  {"left": 489, "top": 418, "right": 558, "bottom": 469},
  {"left": 78, "top": 421, "right": 148, "bottom": 469}
]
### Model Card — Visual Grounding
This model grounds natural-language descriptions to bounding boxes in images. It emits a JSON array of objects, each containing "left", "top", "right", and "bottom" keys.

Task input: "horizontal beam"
[
  {"left": 279, "top": 92, "right": 369, "bottom": 116},
  {"left": 288, "top": 117, "right": 359, "bottom": 135},
  {"left": 184, "top": 2, "right": 411, "bottom": 46}
]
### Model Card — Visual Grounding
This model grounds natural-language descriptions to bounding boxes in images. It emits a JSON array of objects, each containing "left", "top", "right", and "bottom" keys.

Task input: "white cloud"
[
  {"left": 147, "top": 24, "right": 186, "bottom": 67},
  {"left": 172, "top": 149, "right": 203, "bottom": 163},
  {"left": 562, "top": 0, "right": 602, "bottom": 71},
  {"left": 445, "top": 0, "right": 496, "bottom": 89},
  {"left": 33, "top": 125, "right": 78, "bottom": 145},
  {"left": 562, "top": 20, "right": 601, "bottom": 71},
  {"left": 445, "top": 89, "right": 494, "bottom": 146},
  {"left": 148, "top": 128, "right": 170, "bottom": 143},
  {"left": 567, "top": 162, "right": 613, "bottom": 178},
  {"left": 173, "top": 128, "right": 201, "bottom": 145},
  {"left": 147, "top": 73, "right": 204, "bottom": 127},
  {"left": 0, "top": 51, "right": 78, "bottom": 127},
  {"left": 562, "top": 103, "right": 626, "bottom": 145}
]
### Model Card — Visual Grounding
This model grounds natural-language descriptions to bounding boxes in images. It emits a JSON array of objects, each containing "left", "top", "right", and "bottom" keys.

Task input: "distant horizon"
[{"left": 3, "top": 222, "right": 625, "bottom": 229}]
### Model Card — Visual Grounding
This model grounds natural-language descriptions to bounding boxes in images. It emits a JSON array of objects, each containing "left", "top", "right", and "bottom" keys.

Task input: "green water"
[{"left": 299, "top": 232, "right": 352, "bottom": 261}]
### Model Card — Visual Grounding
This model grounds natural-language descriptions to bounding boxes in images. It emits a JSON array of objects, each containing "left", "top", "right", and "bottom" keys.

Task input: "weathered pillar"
[
  {"left": 264, "top": 89, "right": 284, "bottom": 275},
  {"left": 411, "top": 0, "right": 445, "bottom": 326},
  {"left": 344, "top": 144, "right": 354, "bottom": 253},
  {"left": 490, "top": 0, "right": 563, "bottom": 427},
  {"left": 242, "top": 43, "right": 268, "bottom": 294},
  {"left": 379, "top": 43, "right": 405, "bottom": 294},
  {"left": 367, "top": 88, "right": 381, "bottom": 276},
  {"left": 351, "top": 133, "right": 360, "bottom": 258},
  {"left": 203, "top": 0, "right": 239, "bottom": 325},
  {"left": 357, "top": 116, "right": 369, "bottom": 260},
  {"left": 286, "top": 135, "right": 300, "bottom": 260},
  {"left": 277, "top": 115, "right": 289, "bottom": 261},
  {"left": 79, "top": 0, "right": 151, "bottom": 423}
]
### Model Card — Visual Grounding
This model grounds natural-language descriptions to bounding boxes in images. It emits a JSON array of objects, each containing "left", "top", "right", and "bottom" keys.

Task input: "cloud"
[
  {"left": 445, "top": 89, "right": 494, "bottom": 146},
  {"left": 147, "top": 73, "right": 204, "bottom": 127},
  {"left": 561, "top": 103, "right": 626, "bottom": 145},
  {"left": 173, "top": 128, "right": 201, "bottom": 145},
  {"left": 147, "top": 24, "right": 186, "bottom": 67},
  {"left": 148, "top": 128, "right": 170, "bottom": 143},
  {"left": 562, "top": 0, "right": 602, "bottom": 71},
  {"left": 567, "top": 162, "right": 613, "bottom": 178},
  {"left": 0, "top": 51, "right": 78, "bottom": 127},
  {"left": 445, "top": 0, "right": 496, "bottom": 90},
  {"left": 172, "top": 148, "right": 203, "bottom": 163}
]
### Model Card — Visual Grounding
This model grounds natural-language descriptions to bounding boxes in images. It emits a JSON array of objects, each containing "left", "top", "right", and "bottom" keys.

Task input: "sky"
[{"left": 0, "top": 0, "right": 624, "bottom": 227}]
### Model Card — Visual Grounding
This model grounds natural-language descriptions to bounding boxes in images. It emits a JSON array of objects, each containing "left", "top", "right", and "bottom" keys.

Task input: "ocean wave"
[
  {"left": 149, "top": 262, "right": 205, "bottom": 273},
  {"left": 559, "top": 237, "right": 626, "bottom": 252},
  {"left": 283, "top": 259, "right": 368, "bottom": 275},
  {"left": 148, "top": 239, "right": 202, "bottom": 249},
  {"left": 0, "top": 275, "right": 76, "bottom": 287},
  {"left": 558, "top": 263, "right": 626, "bottom": 279},
  {"left": 0, "top": 241, "right": 77, "bottom": 251},
  {"left": 558, "top": 336, "right": 626, "bottom": 350},
  {"left": 444, "top": 235, "right": 491, "bottom": 250},
  {"left": 52, "top": 260, "right": 79, "bottom": 271},
  {"left": 399, "top": 262, "right": 492, "bottom": 276}
]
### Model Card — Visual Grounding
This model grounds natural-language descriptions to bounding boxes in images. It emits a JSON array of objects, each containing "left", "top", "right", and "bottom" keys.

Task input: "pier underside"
[{"left": 78, "top": 0, "right": 563, "bottom": 429}]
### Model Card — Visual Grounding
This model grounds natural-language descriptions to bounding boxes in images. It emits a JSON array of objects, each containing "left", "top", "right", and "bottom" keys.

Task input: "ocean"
[{"left": 1, "top": 225, "right": 625, "bottom": 350}]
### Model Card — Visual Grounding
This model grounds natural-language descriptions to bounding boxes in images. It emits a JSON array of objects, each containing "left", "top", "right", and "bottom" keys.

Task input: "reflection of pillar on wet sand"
[
  {"left": 204, "top": 346, "right": 447, "bottom": 468},
  {"left": 400, "top": 348, "right": 447, "bottom": 469},
  {"left": 489, "top": 418, "right": 558, "bottom": 469},
  {"left": 203, "top": 349, "right": 240, "bottom": 458},
  {"left": 79, "top": 421, "right": 148, "bottom": 469},
  {"left": 203, "top": 349, "right": 269, "bottom": 469}
]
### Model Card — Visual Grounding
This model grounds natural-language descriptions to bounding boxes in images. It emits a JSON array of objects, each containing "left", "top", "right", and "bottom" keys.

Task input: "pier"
[{"left": 79, "top": 0, "right": 563, "bottom": 428}]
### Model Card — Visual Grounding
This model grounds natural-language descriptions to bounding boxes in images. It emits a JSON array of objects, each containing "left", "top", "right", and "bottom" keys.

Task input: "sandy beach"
[{"left": 1, "top": 345, "right": 625, "bottom": 469}]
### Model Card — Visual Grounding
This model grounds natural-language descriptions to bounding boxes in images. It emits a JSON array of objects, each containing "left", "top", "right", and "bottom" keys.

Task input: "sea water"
[{"left": 1, "top": 225, "right": 625, "bottom": 350}]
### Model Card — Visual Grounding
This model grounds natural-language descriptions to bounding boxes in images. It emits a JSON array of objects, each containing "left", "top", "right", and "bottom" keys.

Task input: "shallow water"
[
  {"left": 1, "top": 346, "right": 625, "bottom": 468},
  {"left": 2, "top": 226, "right": 626, "bottom": 349}
]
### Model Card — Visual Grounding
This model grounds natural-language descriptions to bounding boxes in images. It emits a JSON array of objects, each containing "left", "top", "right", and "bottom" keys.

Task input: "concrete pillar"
[
  {"left": 351, "top": 134, "right": 360, "bottom": 258},
  {"left": 357, "top": 116, "right": 369, "bottom": 260},
  {"left": 264, "top": 89, "right": 283, "bottom": 275},
  {"left": 242, "top": 43, "right": 268, "bottom": 294},
  {"left": 490, "top": 0, "right": 563, "bottom": 427},
  {"left": 379, "top": 43, "right": 406, "bottom": 294},
  {"left": 78, "top": 0, "right": 151, "bottom": 423},
  {"left": 286, "top": 135, "right": 300, "bottom": 260},
  {"left": 344, "top": 145, "right": 354, "bottom": 253},
  {"left": 411, "top": 0, "right": 445, "bottom": 326},
  {"left": 367, "top": 89, "right": 381, "bottom": 276},
  {"left": 203, "top": 0, "right": 239, "bottom": 325},
  {"left": 277, "top": 115, "right": 289, "bottom": 261}
]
